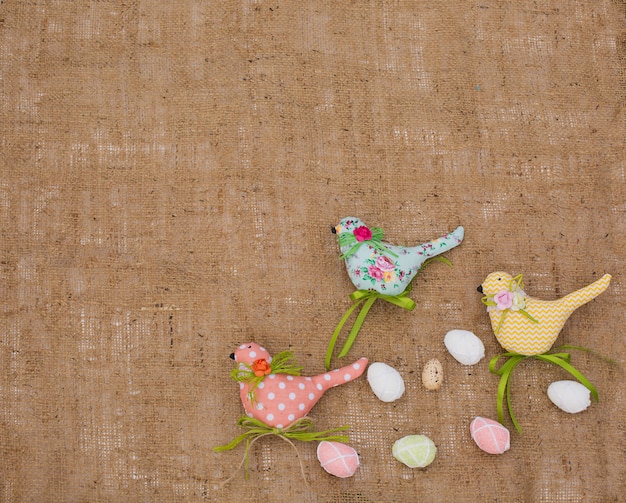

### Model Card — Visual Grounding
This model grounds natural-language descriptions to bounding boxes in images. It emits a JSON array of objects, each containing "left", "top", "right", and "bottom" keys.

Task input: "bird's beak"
[
  {"left": 477, "top": 285, "right": 483, "bottom": 294},
  {"left": 331, "top": 225, "right": 340, "bottom": 234},
  {"left": 229, "top": 353, "right": 236, "bottom": 360}
]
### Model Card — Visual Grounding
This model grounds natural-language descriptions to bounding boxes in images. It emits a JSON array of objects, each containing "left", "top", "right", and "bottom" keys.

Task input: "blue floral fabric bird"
[{"left": 332, "top": 217, "right": 465, "bottom": 296}]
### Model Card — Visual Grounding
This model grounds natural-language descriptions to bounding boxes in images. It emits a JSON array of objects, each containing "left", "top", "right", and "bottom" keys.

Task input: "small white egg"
[
  {"left": 444, "top": 329, "right": 485, "bottom": 365},
  {"left": 547, "top": 380, "right": 591, "bottom": 413},
  {"left": 367, "top": 362, "right": 405, "bottom": 402},
  {"left": 422, "top": 359, "right": 443, "bottom": 390}
]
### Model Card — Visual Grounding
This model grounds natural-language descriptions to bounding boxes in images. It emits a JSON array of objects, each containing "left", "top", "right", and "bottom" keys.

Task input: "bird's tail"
[
  {"left": 418, "top": 225, "right": 465, "bottom": 258},
  {"left": 562, "top": 274, "right": 612, "bottom": 310},
  {"left": 313, "top": 358, "right": 368, "bottom": 390}
]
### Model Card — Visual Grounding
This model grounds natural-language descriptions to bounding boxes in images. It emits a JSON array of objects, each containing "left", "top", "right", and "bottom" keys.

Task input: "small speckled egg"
[
  {"left": 367, "top": 362, "right": 405, "bottom": 402},
  {"left": 317, "top": 441, "right": 360, "bottom": 478},
  {"left": 547, "top": 380, "right": 591, "bottom": 413},
  {"left": 392, "top": 435, "right": 437, "bottom": 468},
  {"left": 470, "top": 417, "right": 510, "bottom": 455},
  {"left": 422, "top": 359, "right": 443, "bottom": 390},
  {"left": 444, "top": 329, "right": 485, "bottom": 365}
]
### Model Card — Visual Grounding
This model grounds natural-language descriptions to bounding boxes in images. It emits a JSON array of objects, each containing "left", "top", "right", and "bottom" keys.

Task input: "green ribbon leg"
[
  {"left": 489, "top": 347, "right": 601, "bottom": 434},
  {"left": 490, "top": 352, "right": 525, "bottom": 433},
  {"left": 336, "top": 290, "right": 416, "bottom": 359},
  {"left": 324, "top": 295, "right": 369, "bottom": 372},
  {"left": 325, "top": 288, "right": 416, "bottom": 370},
  {"left": 326, "top": 256, "right": 452, "bottom": 370}
]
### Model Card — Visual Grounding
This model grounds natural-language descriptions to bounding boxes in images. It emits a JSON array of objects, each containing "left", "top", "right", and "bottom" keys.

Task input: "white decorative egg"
[
  {"left": 444, "top": 329, "right": 485, "bottom": 365},
  {"left": 367, "top": 362, "right": 405, "bottom": 402},
  {"left": 317, "top": 441, "right": 360, "bottom": 478},
  {"left": 422, "top": 359, "right": 443, "bottom": 390},
  {"left": 470, "top": 417, "right": 510, "bottom": 455},
  {"left": 547, "top": 380, "right": 591, "bottom": 413}
]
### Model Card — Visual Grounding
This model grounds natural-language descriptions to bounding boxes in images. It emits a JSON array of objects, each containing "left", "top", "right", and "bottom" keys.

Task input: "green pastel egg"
[{"left": 392, "top": 434, "right": 437, "bottom": 468}]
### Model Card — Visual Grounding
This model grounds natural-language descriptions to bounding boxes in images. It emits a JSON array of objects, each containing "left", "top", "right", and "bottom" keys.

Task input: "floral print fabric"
[{"left": 334, "top": 217, "right": 465, "bottom": 296}]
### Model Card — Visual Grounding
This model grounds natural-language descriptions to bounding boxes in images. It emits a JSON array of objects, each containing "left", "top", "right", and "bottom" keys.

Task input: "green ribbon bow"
[
  {"left": 325, "top": 287, "right": 416, "bottom": 371},
  {"left": 325, "top": 256, "right": 452, "bottom": 371},
  {"left": 338, "top": 226, "right": 399, "bottom": 260},
  {"left": 489, "top": 345, "right": 602, "bottom": 433},
  {"left": 213, "top": 416, "right": 350, "bottom": 481}
]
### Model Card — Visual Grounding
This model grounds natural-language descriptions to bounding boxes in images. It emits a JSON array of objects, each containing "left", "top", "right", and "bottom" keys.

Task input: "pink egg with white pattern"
[
  {"left": 470, "top": 417, "right": 510, "bottom": 454},
  {"left": 317, "top": 441, "right": 360, "bottom": 478}
]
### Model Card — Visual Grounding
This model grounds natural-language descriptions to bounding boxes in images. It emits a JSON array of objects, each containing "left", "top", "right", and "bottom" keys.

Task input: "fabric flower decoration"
[
  {"left": 482, "top": 274, "right": 536, "bottom": 334},
  {"left": 383, "top": 271, "right": 395, "bottom": 283},
  {"left": 510, "top": 291, "right": 526, "bottom": 311},
  {"left": 493, "top": 290, "right": 513, "bottom": 311},
  {"left": 251, "top": 358, "right": 272, "bottom": 377},
  {"left": 353, "top": 226, "right": 373, "bottom": 242},
  {"left": 375, "top": 255, "right": 395, "bottom": 272},
  {"left": 367, "top": 266, "right": 384, "bottom": 280}
]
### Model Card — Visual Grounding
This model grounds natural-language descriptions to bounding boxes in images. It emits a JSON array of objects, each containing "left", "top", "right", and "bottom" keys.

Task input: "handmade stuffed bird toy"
[
  {"left": 333, "top": 217, "right": 465, "bottom": 296},
  {"left": 230, "top": 342, "right": 368, "bottom": 428},
  {"left": 325, "top": 217, "right": 464, "bottom": 369},
  {"left": 478, "top": 271, "right": 612, "bottom": 432},
  {"left": 214, "top": 343, "right": 367, "bottom": 481},
  {"left": 479, "top": 272, "right": 612, "bottom": 356}
]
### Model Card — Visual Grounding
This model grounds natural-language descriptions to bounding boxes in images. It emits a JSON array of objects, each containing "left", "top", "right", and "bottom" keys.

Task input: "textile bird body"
[
  {"left": 333, "top": 217, "right": 464, "bottom": 296},
  {"left": 479, "top": 272, "right": 612, "bottom": 355},
  {"left": 231, "top": 343, "right": 368, "bottom": 429}
]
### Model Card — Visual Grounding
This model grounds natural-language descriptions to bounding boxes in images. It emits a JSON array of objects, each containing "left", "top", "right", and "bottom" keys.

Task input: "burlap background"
[{"left": 1, "top": 0, "right": 624, "bottom": 501}]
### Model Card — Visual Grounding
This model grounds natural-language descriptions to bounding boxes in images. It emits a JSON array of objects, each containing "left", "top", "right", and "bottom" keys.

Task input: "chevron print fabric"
[{"left": 482, "top": 273, "right": 612, "bottom": 355}]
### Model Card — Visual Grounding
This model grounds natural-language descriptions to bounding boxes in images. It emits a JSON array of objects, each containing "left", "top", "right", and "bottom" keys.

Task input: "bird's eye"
[
  {"left": 248, "top": 345, "right": 252, "bottom": 348},
  {"left": 497, "top": 277, "right": 501, "bottom": 281}
]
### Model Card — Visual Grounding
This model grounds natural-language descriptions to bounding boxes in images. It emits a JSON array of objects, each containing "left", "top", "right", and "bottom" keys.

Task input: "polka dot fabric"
[{"left": 233, "top": 343, "right": 368, "bottom": 428}]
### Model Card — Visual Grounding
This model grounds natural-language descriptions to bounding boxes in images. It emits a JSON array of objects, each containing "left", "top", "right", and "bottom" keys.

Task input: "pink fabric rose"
[
  {"left": 494, "top": 290, "right": 513, "bottom": 311},
  {"left": 367, "top": 266, "right": 384, "bottom": 280},
  {"left": 353, "top": 226, "right": 372, "bottom": 242},
  {"left": 375, "top": 255, "right": 395, "bottom": 272}
]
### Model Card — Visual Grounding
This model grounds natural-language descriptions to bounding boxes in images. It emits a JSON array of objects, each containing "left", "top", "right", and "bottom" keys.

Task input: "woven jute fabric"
[{"left": 1, "top": 0, "right": 624, "bottom": 501}]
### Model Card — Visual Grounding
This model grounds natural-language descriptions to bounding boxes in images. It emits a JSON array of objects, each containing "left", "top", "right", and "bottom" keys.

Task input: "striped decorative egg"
[
  {"left": 470, "top": 417, "right": 510, "bottom": 455},
  {"left": 317, "top": 441, "right": 360, "bottom": 478},
  {"left": 367, "top": 362, "right": 405, "bottom": 402},
  {"left": 392, "top": 435, "right": 437, "bottom": 468}
]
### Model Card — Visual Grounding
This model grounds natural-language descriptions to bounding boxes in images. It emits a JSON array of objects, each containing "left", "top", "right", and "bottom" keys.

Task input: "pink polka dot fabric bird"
[{"left": 231, "top": 343, "right": 368, "bottom": 429}]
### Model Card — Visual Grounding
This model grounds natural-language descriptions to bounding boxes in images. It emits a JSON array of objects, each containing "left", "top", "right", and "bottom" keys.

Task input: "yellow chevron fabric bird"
[{"left": 479, "top": 272, "right": 612, "bottom": 355}]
